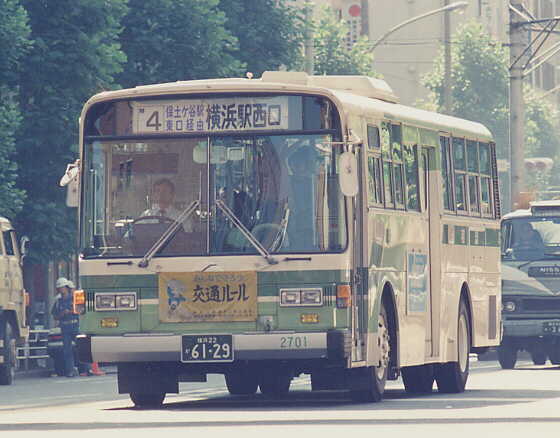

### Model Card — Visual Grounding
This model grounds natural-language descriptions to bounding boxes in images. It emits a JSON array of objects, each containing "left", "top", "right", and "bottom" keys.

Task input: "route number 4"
[{"left": 146, "top": 111, "right": 162, "bottom": 131}]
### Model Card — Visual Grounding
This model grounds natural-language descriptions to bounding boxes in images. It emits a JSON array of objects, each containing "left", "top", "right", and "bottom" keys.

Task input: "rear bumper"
[{"left": 77, "top": 330, "right": 350, "bottom": 363}]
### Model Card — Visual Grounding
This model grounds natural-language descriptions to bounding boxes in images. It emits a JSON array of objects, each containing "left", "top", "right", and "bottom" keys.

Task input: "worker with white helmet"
[{"left": 51, "top": 277, "right": 91, "bottom": 377}]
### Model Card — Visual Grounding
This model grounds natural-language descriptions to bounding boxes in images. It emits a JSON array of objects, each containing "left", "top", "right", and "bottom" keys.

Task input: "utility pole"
[
  {"left": 304, "top": 2, "right": 314, "bottom": 75},
  {"left": 509, "top": 1, "right": 526, "bottom": 210},
  {"left": 443, "top": 0, "right": 452, "bottom": 114}
]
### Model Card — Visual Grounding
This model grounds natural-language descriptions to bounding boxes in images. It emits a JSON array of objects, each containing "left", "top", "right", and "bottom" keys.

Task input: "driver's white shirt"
[
  {"left": 140, "top": 205, "right": 193, "bottom": 232},
  {"left": 141, "top": 205, "right": 181, "bottom": 221}
]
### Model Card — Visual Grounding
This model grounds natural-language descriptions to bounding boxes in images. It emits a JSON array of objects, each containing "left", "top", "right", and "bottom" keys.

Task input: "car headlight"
[
  {"left": 502, "top": 301, "right": 516, "bottom": 312},
  {"left": 280, "top": 288, "right": 323, "bottom": 306},
  {"left": 95, "top": 292, "right": 137, "bottom": 311}
]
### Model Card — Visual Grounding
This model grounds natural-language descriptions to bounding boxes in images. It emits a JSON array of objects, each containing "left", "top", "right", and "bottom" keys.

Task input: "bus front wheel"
[
  {"left": 435, "top": 299, "right": 470, "bottom": 393},
  {"left": 350, "top": 302, "right": 389, "bottom": 402}
]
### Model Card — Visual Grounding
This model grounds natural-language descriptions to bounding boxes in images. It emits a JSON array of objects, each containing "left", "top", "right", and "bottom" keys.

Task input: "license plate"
[
  {"left": 181, "top": 334, "right": 233, "bottom": 362},
  {"left": 543, "top": 321, "right": 560, "bottom": 334}
]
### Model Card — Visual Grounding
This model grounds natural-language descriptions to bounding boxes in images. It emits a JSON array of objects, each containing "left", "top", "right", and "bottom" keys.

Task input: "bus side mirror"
[
  {"left": 338, "top": 151, "right": 359, "bottom": 197},
  {"left": 60, "top": 160, "right": 80, "bottom": 207}
]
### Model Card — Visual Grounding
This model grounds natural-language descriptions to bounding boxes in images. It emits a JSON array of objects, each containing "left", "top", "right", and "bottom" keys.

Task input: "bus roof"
[{"left": 83, "top": 72, "right": 493, "bottom": 142}]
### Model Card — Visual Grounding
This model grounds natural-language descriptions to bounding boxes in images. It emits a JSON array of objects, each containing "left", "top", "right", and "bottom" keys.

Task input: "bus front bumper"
[
  {"left": 502, "top": 318, "right": 560, "bottom": 338},
  {"left": 77, "top": 331, "right": 350, "bottom": 363}
]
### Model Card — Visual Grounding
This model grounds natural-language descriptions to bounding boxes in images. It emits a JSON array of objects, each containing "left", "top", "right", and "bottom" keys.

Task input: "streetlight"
[{"left": 369, "top": 2, "right": 468, "bottom": 51}]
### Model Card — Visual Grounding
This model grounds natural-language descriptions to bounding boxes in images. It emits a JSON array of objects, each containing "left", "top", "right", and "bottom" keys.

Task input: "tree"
[
  {"left": 117, "top": 0, "right": 244, "bottom": 88},
  {"left": 422, "top": 21, "right": 560, "bottom": 200},
  {"left": 422, "top": 21, "right": 509, "bottom": 159},
  {"left": 218, "top": 0, "right": 305, "bottom": 76},
  {"left": 0, "top": 0, "right": 31, "bottom": 219},
  {"left": 311, "top": 6, "right": 376, "bottom": 76},
  {"left": 16, "top": 0, "right": 127, "bottom": 262}
]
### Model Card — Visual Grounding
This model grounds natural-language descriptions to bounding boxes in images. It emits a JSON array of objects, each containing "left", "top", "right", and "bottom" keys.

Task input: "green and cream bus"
[{"left": 73, "top": 71, "right": 501, "bottom": 406}]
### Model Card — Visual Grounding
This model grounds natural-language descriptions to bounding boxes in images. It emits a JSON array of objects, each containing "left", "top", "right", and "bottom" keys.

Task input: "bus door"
[
  {"left": 421, "top": 147, "right": 440, "bottom": 358},
  {"left": 352, "top": 144, "right": 368, "bottom": 363}
]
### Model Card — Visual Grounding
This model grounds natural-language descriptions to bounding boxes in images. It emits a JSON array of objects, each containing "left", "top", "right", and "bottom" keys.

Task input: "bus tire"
[
  {"left": 402, "top": 364, "right": 434, "bottom": 394},
  {"left": 350, "top": 302, "right": 389, "bottom": 402},
  {"left": 435, "top": 299, "right": 470, "bottom": 393},
  {"left": 0, "top": 318, "right": 16, "bottom": 386},
  {"left": 130, "top": 391, "right": 165, "bottom": 408},
  {"left": 497, "top": 345, "right": 517, "bottom": 369},
  {"left": 225, "top": 370, "right": 259, "bottom": 395},
  {"left": 259, "top": 368, "right": 292, "bottom": 397}
]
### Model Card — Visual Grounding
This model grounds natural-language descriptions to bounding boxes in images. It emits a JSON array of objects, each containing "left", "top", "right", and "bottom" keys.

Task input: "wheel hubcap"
[
  {"left": 376, "top": 312, "right": 390, "bottom": 379},
  {"left": 458, "top": 313, "right": 468, "bottom": 373}
]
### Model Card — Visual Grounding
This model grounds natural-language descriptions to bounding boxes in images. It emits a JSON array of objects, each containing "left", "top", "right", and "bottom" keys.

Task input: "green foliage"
[
  {"left": 422, "top": 21, "right": 509, "bottom": 158},
  {"left": 219, "top": 0, "right": 305, "bottom": 76},
  {"left": 16, "top": 0, "right": 128, "bottom": 262},
  {"left": 0, "top": 0, "right": 32, "bottom": 85},
  {"left": 117, "top": 0, "right": 244, "bottom": 88},
  {"left": 422, "top": 20, "right": 560, "bottom": 198},
  {"left": 312, "top": 6, "right": 375, "bottom": 76},
  {"left": 0, "top": 89, "right": 26, "bottom": 219},
  {"left": 0, "top": 0, "right": 31, "bottom": 219}
]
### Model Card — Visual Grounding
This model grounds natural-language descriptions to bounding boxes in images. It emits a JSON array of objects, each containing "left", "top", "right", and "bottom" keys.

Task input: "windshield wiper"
[
  {"left": 215, "top": 199, "right": 278, "bottom": 265},
  {"left": 138, "top": 200, "right": 199, "bottom": 268}
]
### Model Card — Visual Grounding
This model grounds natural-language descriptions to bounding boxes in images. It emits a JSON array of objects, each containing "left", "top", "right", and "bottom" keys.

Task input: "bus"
[
  {"left": 73, "top": 71, "right": 501, "bottom": 406},
  {"left": 499, "top": 200, "right": 560, "bottom": 368}
]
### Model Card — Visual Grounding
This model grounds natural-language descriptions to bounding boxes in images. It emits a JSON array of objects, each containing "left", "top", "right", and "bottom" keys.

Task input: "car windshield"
[
  {"left": 81, "top": 134, "right": 347, "bottom": 258},
  {"left": 502, "top": 217, "right": 560, "bottom": 261}
]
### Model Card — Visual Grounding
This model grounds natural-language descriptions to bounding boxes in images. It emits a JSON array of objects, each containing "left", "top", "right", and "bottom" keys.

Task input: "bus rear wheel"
[
  {"left": 435, "top": 299, "right": 470, "bottom": 393},
  {"left": 130, "top": 392, "right": 166, "bottom": 408},
  {"left": 402, "top": 364, "right": 435, "bottom": 394}
]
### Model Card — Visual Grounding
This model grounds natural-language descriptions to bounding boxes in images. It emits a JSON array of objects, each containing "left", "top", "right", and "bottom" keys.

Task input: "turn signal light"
[
  {"left": 73, "top": 290, "right": 86, "bottom": 315},
  {"left": 336, "top": 285, "right": 352, "bottom": 308}
]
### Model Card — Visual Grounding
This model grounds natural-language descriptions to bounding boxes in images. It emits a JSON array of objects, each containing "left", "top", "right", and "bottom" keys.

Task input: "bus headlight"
[
  {"left": 95, "top": 292, "right": 137, "bottom": 311},
  {"left": 502, "top": 301, "right": 516, "bottom": 312},
  {"left": 280, "top": 288, "right": 323, "bottom": 306}
]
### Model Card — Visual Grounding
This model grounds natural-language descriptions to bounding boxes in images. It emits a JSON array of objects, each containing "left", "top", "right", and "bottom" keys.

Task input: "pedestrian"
[{"left": 51, "top": 277, "right": 92, "bottom": 377}]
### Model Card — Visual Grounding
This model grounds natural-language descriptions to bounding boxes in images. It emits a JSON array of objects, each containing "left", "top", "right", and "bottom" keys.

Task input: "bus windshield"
[
  {"left": 81, "top": 133, "right": 347, "bottom": 258},
  {"left": 503, "top": 217, "right": 560, "bottom": 261}
]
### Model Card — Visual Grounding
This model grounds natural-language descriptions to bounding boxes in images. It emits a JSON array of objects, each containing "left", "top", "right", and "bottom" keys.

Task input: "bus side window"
[
  {"left": 479, "top": 142, "right": 493, "bottom": 217},
  {"left": 367, "top": 126, "right": 383, "bottom": 206},
  {"left": 404, "top": 144, "right": 420, "bottom": 211},
  {"left": 453, "top": 137, "right": 467, "bottom": 212},
  {"left": 440, "top": 136, "right": 454, "bottom": 212}
]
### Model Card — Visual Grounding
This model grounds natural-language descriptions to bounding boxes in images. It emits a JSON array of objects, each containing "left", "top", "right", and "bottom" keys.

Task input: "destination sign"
[{"left": 132, "top": 97, "right": 289, "bottom": 134}]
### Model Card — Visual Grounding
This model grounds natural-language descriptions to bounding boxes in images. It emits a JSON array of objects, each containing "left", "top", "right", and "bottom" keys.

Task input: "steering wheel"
[{"left": 132, "top": 215, "right": 177, "bottom": 225}]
